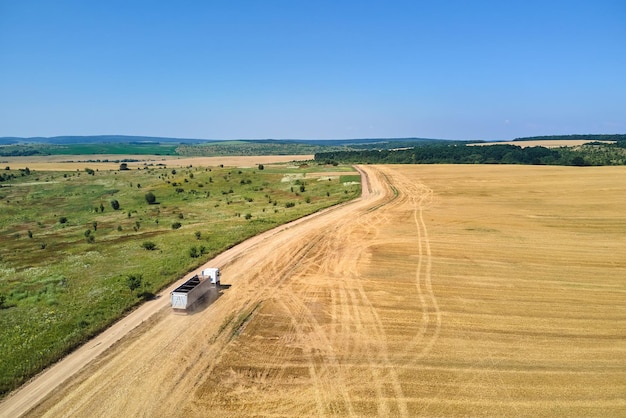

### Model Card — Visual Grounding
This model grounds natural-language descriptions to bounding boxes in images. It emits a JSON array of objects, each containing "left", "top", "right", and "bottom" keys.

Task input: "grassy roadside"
[{"left": 0, "top": 161, "right": 360, "bottom": 397}]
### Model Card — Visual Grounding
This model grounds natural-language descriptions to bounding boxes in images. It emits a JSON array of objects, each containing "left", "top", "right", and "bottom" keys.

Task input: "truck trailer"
[{"left": 171, "top": 268, "right": 220, "bottom": 310}]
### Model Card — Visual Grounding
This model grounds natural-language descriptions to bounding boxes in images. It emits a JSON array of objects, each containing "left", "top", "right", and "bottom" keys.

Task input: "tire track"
[{"left": 376, "top": 168, "right": 441, "bottom": 363}]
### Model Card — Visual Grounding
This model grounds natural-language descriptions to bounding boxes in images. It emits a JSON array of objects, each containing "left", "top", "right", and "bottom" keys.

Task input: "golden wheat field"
[
  {"left": 8, "top": 164, "right": 626, "bottom": 417},
  {"left": 0, "top": 155, "right": 312, "bottom": 171},
  {"left": 470, "top": 139, "right": 615, "bottom": 148}
]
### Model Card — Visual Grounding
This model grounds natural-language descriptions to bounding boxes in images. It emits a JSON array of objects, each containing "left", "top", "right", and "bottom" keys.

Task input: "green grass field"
[{"left": 0, "top": 162, "right": 360, "bottom": 397}]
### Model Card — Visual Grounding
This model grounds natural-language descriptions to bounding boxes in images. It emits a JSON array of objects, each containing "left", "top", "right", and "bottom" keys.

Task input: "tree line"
[{"left": 315, "top": 142, "right": 626, "bottom": 166}]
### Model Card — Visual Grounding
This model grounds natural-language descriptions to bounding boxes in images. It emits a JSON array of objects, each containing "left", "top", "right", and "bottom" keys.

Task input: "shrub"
[
  {"left": 171, "top": 222, "right": 182, "bottom": 229},
  {"left": 126, "top": 274, "right": 143, "bottom": 293},
  {"left": 142, "top": 241, "right": 157, "bottom": 250},
  {"left": 145, "top": 192, "right": 156, "bottom": 204},
  {"left": 110, "top": 199, "right": 120, "bottom": 210},
  {"left": 59, "top": 216, "right": 68, "bottom": 224}
]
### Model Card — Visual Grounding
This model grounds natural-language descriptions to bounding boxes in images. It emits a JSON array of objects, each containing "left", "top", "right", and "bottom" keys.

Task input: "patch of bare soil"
[{"left": 2, "top": 164, "right": 625, "bottom": 417}]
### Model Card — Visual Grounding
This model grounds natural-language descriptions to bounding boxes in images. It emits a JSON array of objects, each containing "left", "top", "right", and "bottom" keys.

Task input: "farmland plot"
[{"left": 12, "top": 164, "right": 626, "bottom": 417}]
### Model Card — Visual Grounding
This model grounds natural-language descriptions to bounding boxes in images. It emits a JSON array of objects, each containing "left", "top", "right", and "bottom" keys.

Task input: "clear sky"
[{"left": 1, "top": 1, "right": 624, "bottom": 141}]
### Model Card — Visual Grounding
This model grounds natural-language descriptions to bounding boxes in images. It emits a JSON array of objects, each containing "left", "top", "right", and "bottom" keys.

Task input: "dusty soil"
[{"left": 2, "top": 164, "right": 625, "bottom": 417}]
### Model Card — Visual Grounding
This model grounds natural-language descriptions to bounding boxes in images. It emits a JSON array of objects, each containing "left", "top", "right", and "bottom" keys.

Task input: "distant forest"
[{"left": 315, "top": 141, "right": 626, "bottom": 166}]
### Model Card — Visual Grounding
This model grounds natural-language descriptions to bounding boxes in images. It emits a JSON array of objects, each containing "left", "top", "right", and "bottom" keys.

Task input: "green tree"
[
  {"left": 145, "top": 192, "right": 156, "bottom": 204},
  {"left": 127, "top": 274, "right": 143, "bottom": 294},
  {"left": 142, "top": 241, "right": 157, "bottom": 250},
  {"left": 110, "top": 199, "right": 120, "bottom": 210}
]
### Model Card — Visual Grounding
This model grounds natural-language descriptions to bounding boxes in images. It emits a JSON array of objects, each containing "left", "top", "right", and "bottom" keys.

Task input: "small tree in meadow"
[
  {"left": 127, "top": 274, "right": 143, "bottom": 294},
  {"left": 142, "top": 241, "right": 157, "bottom": 250},
  {"left": 145, "top": 192, "right": 156, "bottom": 205}
]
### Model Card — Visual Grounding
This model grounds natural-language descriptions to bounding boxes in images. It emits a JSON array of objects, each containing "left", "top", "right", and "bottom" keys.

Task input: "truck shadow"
[{"left": 185, "top": 284, "right": 231, "bottom": 315}]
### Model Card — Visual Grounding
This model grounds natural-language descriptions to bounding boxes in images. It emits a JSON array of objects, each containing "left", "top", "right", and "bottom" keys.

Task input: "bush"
[
  {"left": 142, "top": 241, "right": 157, "bottom": 250},
  {"left": 171, "top": 222, "right": 182, "bottom": 229},
  {"left": 145, "top": 192, "right": 156, "bottom": 205},
  {"left": 126, "top": 274, "right": 143, "bottom": 293},
  {"left": 59, "top": 216, "right": 68, "bottom": 224},
  {"left": 110, "top": 199, "right": 120, "bottom": 210}
]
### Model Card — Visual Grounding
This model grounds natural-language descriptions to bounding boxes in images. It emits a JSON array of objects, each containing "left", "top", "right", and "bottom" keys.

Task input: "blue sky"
[{"left": 1, "top": 1, "right": 624, "bottom": 140}]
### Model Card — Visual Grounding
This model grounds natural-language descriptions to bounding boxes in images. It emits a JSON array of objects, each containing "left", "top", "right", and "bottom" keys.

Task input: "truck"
[{"left": 170, "top": 268, "right": 221, "bottom": 310}]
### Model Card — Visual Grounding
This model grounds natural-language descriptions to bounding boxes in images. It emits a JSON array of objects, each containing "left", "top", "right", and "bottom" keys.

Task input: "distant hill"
[
  {"left": 0, "top": 135, "right": 465, "bottom": 157},
  {"left": 0, "top": 135, "right": 459, "bottom": 146},
  {"left": 0, "top": 135, "right": 210, "bottom": 145}
]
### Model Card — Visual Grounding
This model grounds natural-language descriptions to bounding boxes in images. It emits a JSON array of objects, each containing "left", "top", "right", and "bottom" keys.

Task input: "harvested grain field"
[
  {"left": 470, "top": 139, "right": 615, "bottom": 148},
  {"left": 0, "top": 154, "right": 312, "bottom": 171},
  {"left": 4, "top": 164, "right": 625, "bottom": 417}
]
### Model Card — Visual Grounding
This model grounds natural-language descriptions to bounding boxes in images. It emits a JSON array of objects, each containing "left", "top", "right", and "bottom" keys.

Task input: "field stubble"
[{"left": 18, "top": 164, "right": 626, "bottom": 417}]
